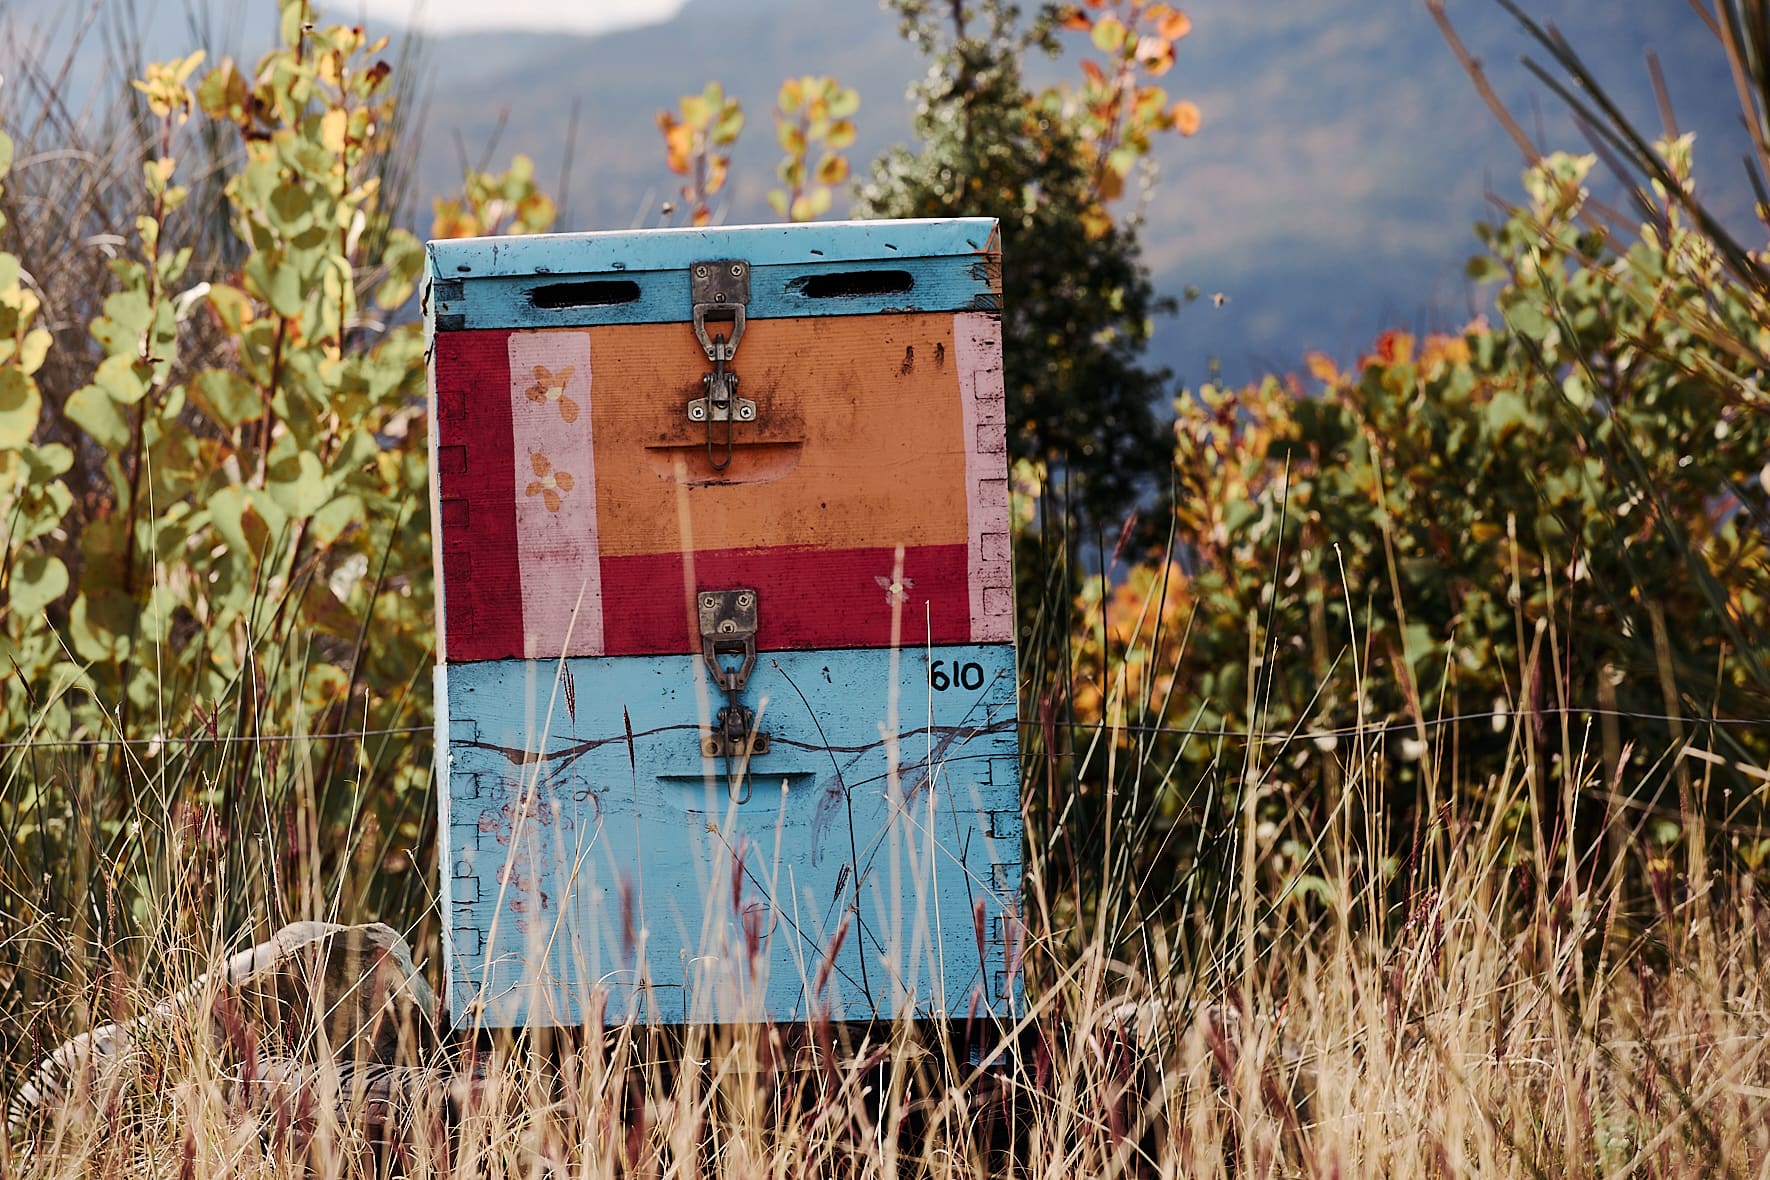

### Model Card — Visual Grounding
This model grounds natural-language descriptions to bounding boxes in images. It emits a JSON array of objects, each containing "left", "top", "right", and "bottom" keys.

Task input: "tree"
[{"left": 856, "top": 0, "right": 1185, "bottom": 535}]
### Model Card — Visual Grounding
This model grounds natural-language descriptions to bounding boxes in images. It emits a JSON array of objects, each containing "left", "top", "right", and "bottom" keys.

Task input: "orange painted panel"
[{"left": 583, "top": 313, "right": 971, "bottom": 559}]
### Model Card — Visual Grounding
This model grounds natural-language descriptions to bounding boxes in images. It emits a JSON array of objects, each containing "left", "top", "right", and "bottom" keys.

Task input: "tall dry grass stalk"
[{"left": 3, "top": 675, "right": 1765, "bottom": 1178}]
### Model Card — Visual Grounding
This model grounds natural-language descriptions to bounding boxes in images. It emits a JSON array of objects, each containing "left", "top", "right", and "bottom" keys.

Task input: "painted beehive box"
[{"left": 426, "top": 219, "right": 1021, "bottom": 1028}]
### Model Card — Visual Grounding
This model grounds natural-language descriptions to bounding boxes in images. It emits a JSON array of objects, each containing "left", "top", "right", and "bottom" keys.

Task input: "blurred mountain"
[{"left": 0, "top": 0, "right": 1754, "bottom": 388}]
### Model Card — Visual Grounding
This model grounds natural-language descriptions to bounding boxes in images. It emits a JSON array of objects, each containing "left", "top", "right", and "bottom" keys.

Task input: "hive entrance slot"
[
  {"left": 529, "top": 279, "right": 642, "bottom": 309},
  {"left": 795, "top": 269, "right": 915, "bottom": 299}
]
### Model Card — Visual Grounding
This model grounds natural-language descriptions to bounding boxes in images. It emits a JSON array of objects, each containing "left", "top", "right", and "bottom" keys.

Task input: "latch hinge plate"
[
  {"left": 697, "top": 588, "right": 770, "bottom": 782},
  {"left": 687, "top": 260, "right": 756, "bottom": 461},
  {"left": 698, "top": 588, "right": 758, "bottom": 692}
]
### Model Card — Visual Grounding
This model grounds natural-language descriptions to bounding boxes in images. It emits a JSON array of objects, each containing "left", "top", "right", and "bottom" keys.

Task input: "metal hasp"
[
  {"left": 686, "top": 260, "right": 756, "bottom": 470},
  {"left": 697, "top": 588, "right": 770, "bottom": 801}
]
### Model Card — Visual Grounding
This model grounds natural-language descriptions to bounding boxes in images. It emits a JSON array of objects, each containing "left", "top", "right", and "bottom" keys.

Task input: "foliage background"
[{"left": 0, "top": 9, "right": 1766, "bottom": 1169}]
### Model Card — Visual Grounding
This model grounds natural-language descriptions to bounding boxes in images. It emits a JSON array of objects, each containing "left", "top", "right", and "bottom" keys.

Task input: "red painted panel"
[
  {"left": 433, "top": 329, "right": 522, "bottom": 663},
  {"left": 598, "top": 543, "right": 973, "bottom": 656}
]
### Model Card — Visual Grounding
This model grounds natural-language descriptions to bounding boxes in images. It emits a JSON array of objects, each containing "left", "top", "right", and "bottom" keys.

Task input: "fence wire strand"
[{"left": 1, "top": 707, "right": 1765, "bottom": 753}]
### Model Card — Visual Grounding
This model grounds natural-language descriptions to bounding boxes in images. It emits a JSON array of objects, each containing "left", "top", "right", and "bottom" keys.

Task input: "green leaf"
[
  {"left": 1561, "top": 370, "right": 1593, "bottom": 409},
  {"left": 93, "top": 288, "right": 152, "bottom": 352},
  {"left": 21, "top": 442, "right": 72, "bottom": 480},
  {"left": 7, "top": 552, "right": 67, "bottom": 618},
  {"left": 279, "top": 0, "right": 305, "bottom": 49},
  {"left": 244, "top": 253, "right": 304, "bottom": 319},
  {"left": 1465, "top": 254, "right": 1505, "bottom": 283},
  {"left": 68, "top": 588, "right": 135, "bottom": 663},
  {"left": 197, "top": 61, "right": 248, "bottom": 121},
  {"left": 1484, "top": 390, "right": 1530, "bottom": 439},
  {"left": 711, "top": 106, "right": 745, "bottom": 144},
  {"left": 190, "top": 368, "right": 263, "bottom": 429},
  {"left": 1091, "top": 14, "right": 1127, "bottom": 53},
  {"left": 0, "top": 367, "right": 41, "bottom": 448},
  {"left": 267, "top": 449, "right": 330, "bottom": 517},
  {"left": 207, "top": 283, "right": 254, "bottom": 335},
  {"left": 266, "top": 182, "right": 314, "bottom": 235},
  {"left": 64, "top": 383, "right": 132, "bottom": 451},
  {"left": 208, "top": 485, "right": 288, "bottom": 561},
  {"left": 93, "top": 353, "right": 150, "bottom": 405},
  {"left": 308, "top": 492, "right": 365, "bottom": 549},
  {"left": 0, "top": 131, "right": 14, "bottom": 180}
]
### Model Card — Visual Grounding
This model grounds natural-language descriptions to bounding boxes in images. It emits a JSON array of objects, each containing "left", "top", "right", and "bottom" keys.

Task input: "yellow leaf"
[
  {"left": 828, "top": 87, "right": 860, "bottom": 118},
  {"left": 815, "top": 154, "right": 849, "bottom": 185},
  {"left": 1304, "top": 351, "right": 1339, "bottom": 384},
  {"left": 320, "top": 108, "right": 348, "bottom": 154},
  {"left": 173, "top": 48, "right": 207, "bottom": 84},
  {"left": 825, "top": 118, "right": 857, "bottom": 149},
  {"left": 1172, "top": 100, "right": 1201, "bottom": 136}
]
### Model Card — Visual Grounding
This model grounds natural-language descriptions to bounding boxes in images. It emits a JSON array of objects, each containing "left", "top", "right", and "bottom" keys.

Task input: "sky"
[{"left": 348, "top": 0, "right": 684, "bottom": 35}]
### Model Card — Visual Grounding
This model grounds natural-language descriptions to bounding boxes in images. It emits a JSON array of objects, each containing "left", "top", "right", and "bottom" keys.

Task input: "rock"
[{"left": 7, "top": 921, "right": 439, "bottom": 1135}]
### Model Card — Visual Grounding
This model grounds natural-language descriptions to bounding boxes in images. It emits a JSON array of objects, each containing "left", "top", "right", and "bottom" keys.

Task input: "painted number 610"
[{"left": 928, "top": 659, "right": 986, "bottom": 692}]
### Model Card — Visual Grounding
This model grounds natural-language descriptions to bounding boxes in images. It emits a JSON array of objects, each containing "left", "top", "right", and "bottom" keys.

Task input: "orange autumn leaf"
[
  {"left": 1374, "top": 329, "right": 1416, "bottom": 367},
  {"left": 1171, "top": 100, "right": 1201, "bottom": 135},
  {"left": 1305, "top": 351, "right": 1340, "bottom": 384},
  {"left": 1419, "top": 332, "right": 1471, "bottom": 372},
  {"left": 1149, "top": 4, "right": 1192, "bottom": 40}
]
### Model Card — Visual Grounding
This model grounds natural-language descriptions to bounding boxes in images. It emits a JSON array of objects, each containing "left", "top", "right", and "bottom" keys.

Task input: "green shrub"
[{"left": 1067, "top": 148, "right": 1770, "bottom": 933}]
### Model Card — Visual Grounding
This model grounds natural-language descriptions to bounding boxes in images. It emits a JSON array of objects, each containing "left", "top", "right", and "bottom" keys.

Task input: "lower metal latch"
[
  {"left": 697, "top": 589, "right": 770, "bottom": 796},
  {"left": 703, "top": 704, "right": 770, "bottom": 759}
]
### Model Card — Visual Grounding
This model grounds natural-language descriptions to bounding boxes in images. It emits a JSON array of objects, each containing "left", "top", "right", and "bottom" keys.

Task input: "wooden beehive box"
[{"left": 426, "top": 219, "right": 1021, "bottom": 1028}]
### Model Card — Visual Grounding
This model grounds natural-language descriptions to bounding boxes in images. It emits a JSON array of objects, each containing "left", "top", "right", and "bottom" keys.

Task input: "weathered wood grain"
[
  {"left": 427, "top": 217, "right": 998, "bottom": 276},
  {"left": 955, "top": 313, "right": 1014, "bottom": 643},
  {"left": 429, "top": 219, "right": 1021, "bottom": 1031},
  {"left": 435, "top": 254, "right": 1002, "bottom": 331},
  {"left": 439, "top": 643, "right": 1021, "bottom": 1028},
  {"left": 431, "top": 313, "right": 1010, "bottom": 662},
  {"left": 585, "top": 315, "right": 972, "bottom": 556}
]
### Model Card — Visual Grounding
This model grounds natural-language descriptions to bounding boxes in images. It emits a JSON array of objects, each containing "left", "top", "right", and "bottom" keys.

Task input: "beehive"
[{"left": 427, "top": 219, "right": 1021, "bottom": 1027}]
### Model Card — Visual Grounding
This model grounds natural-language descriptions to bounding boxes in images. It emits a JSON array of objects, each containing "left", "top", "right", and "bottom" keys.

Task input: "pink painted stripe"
[
  {"left": 954, "top": 313, "right": 1013, "bottom": 643},
  {"left": 508, "top": 331, "right": 604, "bottom": 659}
]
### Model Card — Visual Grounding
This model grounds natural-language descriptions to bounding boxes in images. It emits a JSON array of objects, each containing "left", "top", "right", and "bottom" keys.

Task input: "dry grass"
[{"left": 3, "top": 717, "right": 1766, "bottom": 1180}]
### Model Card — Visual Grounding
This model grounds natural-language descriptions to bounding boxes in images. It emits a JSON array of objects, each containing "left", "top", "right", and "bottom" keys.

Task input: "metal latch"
[
  {"left": 698, "top": 588, "right": 769, "bottom": 801},
  {"left": 686, "top": 260, "right": 754, "bottom": 470}
]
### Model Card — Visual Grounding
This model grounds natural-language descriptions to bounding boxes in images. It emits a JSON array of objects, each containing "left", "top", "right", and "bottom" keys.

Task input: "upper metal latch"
[
  {"left": 687, "top": 260, "right": 755, "bottom": 470},
  {"left": 698, "top": 589, "right": 769, "bottom": 799}
]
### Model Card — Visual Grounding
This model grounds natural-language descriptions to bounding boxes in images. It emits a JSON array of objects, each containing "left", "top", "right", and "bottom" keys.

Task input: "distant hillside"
[
  {"left": 417, "top": 0, "right": 1754, "bottom": 386},
  {"left": 0, "top": 0, "right": 1752, "bottom": 387}
]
